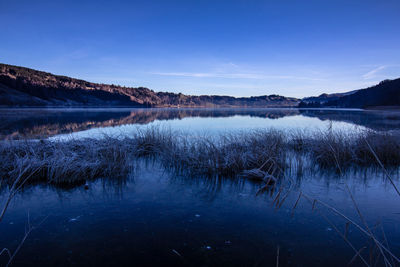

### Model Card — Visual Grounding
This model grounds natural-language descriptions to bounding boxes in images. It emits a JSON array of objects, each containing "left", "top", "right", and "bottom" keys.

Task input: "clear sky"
[{"left": 1, "top": 0, "right": 399, "bottom": 98}]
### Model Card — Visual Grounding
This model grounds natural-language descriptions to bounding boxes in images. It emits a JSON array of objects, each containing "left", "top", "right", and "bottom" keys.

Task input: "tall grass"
[
  {"left": 0, "top": 138, "right": 134, "bottom": 185},
  {"left": 0, "top": 128, "right": 399, "bottom": 186},
  {"left": 308, "top": 130, "right": 400, "bottom": 169},
  {"left": 163, "top": 130, "right": 286, "bottom": 177}
]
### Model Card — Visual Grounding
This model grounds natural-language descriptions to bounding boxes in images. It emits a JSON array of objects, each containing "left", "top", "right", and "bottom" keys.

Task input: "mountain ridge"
[
  {"left": 0, "top": 63, "right": 299, "bottom": 107},
  {"left": 299, "top": 78, "right": 400, "bottom": 108},
  {"left": 1, "top": 63, "right": 399, "bottom": 109}
]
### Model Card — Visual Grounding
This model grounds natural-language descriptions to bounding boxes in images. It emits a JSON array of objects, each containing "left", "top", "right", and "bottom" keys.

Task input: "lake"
[
  {"left": 1, "top": 108, "right": 400, "bottom": 266},
  {"left": 1, "top": 108, "right": 400, "bottom": 140}
]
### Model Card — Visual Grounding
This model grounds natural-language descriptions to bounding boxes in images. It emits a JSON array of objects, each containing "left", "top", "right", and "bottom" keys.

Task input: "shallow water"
[{"left": 1, "top": 108, "right": 400, "bottom": 266}]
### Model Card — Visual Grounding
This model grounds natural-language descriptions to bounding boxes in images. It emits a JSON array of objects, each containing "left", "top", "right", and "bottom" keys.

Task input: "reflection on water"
[
  {"left": 2, "top": 108, "right": 400, "bottom": 266},
  {"left": 1, "top": 108, "right": 400, "bottom": 140},
  {"left": 1, "top": 161, "right": 399, "bottom": 266}
]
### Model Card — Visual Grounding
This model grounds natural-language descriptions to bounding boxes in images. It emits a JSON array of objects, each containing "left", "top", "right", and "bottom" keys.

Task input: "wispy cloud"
[
  {"left": 151, "top": 72, "right": 263, "bottom": 79},
  {"left": 362, "top": 65, "right": 386, "bottom": 79},
  {"left": 150, "top": 72, "right": 324, "bottom": 81}
]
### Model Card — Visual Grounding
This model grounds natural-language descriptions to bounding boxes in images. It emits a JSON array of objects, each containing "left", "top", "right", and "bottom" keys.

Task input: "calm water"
[
  {"left": 1, "top": 108, "right": 400, "bottom": 266},
  {"left": 1, "top": 108, "right": 400, "bottom": 140}
]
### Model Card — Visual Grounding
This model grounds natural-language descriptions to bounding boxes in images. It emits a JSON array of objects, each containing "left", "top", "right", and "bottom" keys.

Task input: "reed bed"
[
  {"left": 162, "top": 130, "right": 286, "bottom": 177},
  {"left": 0, "top": 138, "right": 135, "bottom": 185},
  {"left": 0, "top": 128, "right": 399, "bottom": 186},
  {"left": 307, "top": 130, "right": 400, "bottom": 169}
]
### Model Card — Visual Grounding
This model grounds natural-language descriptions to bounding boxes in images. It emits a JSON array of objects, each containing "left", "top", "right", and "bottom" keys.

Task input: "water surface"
[
  {"left": 1, "top": 108, "right": 400, "bottom": 266},
  {"left": 1, "top": 108, "right": 400, "bottom": 140},
  {"left": 1, "top": 162, "right": 400, "bottom": 266}
]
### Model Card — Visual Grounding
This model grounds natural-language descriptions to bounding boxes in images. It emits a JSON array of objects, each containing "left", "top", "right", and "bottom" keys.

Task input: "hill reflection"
[{"left": 0, "top": 108, "right": 399, "bottom": 139}]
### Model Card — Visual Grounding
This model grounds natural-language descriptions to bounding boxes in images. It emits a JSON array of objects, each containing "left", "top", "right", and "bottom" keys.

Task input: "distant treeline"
[{"left": 0, "top": 63, "right": 299, "bottom": 107}]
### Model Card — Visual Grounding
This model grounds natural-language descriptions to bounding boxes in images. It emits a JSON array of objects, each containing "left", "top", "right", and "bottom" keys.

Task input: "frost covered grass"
[
  {"left": 162, "top": 129, "right": 286, "bottom": 177},
  {"left": 0, "top": 137, "right": 134, "bottom": 185},
  {"left": 293, "top": 130, "right": 400, "bottom": 169},
  {"left": 0, "top": 128, "right": 399, "bottom": 186}
]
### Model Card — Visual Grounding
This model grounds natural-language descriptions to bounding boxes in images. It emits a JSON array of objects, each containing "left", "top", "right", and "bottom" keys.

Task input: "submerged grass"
[{"left": 0, "top": 127, "right": 399, "bottom": 186}]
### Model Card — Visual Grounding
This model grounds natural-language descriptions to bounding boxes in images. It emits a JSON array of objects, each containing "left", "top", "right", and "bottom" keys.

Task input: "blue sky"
[{"left": 1, "top": 0, "right": 399, "bottom": 97}]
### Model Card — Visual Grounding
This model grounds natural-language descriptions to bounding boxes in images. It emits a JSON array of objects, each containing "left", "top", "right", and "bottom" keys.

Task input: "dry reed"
[{"left": 0, "top": 128, "right": 399, "bottom": 186}]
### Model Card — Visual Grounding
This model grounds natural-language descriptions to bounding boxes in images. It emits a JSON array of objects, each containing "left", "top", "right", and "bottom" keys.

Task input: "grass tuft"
[{"left": 0, "top": 128, "right": 399, "bottom": 185}]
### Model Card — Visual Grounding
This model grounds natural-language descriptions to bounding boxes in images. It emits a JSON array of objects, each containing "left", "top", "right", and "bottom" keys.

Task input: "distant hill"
[
  {"left": 300, "top": 90, "right": 359, "bottom": 106},
  {"left": 299, "top": 79, "right": 400, "bottom": 109},
  {"left": 0, "top": 63, "right": 299, "bottom": 107}
]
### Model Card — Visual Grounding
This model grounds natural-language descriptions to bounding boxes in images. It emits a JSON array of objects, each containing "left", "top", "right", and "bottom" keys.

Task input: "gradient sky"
[{"left": 1, "top": 0, "right": 399, "bottom": 97}]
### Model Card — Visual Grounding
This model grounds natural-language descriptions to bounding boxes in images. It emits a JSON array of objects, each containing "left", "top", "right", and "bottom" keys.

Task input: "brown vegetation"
[{"left": 0, "top": 63, "right": 299, "bottom": 107}]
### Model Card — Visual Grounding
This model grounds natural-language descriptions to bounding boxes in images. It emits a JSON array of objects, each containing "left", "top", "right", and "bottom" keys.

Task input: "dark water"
[
  {"left": 1, "top": 108, "right": 400, "bottom": 266},
  {"left": 1, "top": 162, "right": 400, "bottom": 266}
]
